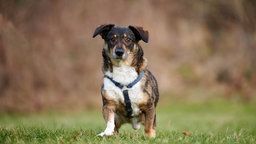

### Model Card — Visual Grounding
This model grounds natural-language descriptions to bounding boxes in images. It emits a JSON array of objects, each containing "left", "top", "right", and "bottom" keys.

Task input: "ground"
[{"left": 0, "top": 98, "right": 255, "bottom": 144}]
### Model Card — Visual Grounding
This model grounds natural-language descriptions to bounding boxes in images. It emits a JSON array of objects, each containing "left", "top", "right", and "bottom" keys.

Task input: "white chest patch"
[{"left": 103, "top": 66, "right": 145, "bottom": 116}]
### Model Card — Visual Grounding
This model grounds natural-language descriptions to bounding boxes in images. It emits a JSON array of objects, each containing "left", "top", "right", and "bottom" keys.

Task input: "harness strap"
[
  {"left": 105, "top": 75, "right": 124, "bottom": 89},
  {"left": 104, "top": 71, "right": 145, "bottom": 118},
  {"left": 127, "top": 71, "right": 145, "bottom": 88},
  {"left": 123, "top": 90, "right": 133, "bottom": 118}
]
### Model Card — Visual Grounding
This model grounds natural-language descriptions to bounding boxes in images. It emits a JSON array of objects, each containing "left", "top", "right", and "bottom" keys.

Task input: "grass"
[{"left": 0, "top": 98, "right": 256, "bottom": 144}]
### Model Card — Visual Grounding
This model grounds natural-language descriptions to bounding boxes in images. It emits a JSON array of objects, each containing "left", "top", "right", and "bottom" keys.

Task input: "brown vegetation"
[{"left": 0, "top": 0, "right": 255, "bottom": 113}]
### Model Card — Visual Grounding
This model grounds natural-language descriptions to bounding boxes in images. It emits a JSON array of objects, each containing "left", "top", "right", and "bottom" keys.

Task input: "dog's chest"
[{"left": 103, "top": 66, "right": 145, "bottom": 115}]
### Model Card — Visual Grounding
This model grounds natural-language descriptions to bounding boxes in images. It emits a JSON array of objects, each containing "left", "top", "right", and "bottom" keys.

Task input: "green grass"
[{"left": 0, "top": 99, "right": 256, "bottom": 144}]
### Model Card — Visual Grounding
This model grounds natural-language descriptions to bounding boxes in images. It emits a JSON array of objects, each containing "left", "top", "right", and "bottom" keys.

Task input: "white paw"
[
  {"left": 132, "top": 118, "right": 141, "bottom": 130},
  {"left": 97, "top": 120, "right": 115, "bottom": 137},
  {"left": 97, "top": 132, "right": 105, "bottom": 137},
  {"left": 97, "top": 131, "right": 114, "bottom": 137},
  {"left": 132, "top": 122, "right": 141, "bottom": 130}
]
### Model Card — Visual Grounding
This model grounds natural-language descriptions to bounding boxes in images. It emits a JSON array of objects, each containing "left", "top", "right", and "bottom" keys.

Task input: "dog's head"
[{"left": 93, "top": 24, "right": 149, "bottom": 60}]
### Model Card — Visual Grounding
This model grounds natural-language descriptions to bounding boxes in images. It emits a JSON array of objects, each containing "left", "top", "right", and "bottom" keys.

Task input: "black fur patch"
[
  {"left": 102, "top": 49, "right": 113, "bottom": 72},
  {"left": 131, "top": 44, "right": 144, "bottom": 73}
]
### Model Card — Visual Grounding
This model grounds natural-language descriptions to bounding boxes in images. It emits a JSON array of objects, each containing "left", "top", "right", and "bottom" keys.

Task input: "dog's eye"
[
  {"left": 110, "top": 37, "right": 117, "bottom": 43},
  {"left": 124, "top": 37, "right": 131, "bottom": 43}
]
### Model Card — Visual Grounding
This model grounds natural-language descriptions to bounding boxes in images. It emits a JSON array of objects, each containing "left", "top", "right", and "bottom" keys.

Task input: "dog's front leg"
[
  {"left": 97, "top": 103, "right": 116, "bottom": 137},
  {"left": 144, "top": 104, "right": 156, "bottom": 138}
]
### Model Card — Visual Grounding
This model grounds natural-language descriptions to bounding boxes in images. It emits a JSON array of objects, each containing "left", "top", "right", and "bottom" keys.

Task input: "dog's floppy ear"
[
  {"left": 128, "top": 25, "right": 149, "bottom": 43},
  {"left": 93, "top": 24, "right": 115, "bottom": 39}
]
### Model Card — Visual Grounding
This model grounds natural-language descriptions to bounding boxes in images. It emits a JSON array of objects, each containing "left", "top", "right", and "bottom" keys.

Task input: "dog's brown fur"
[{"left": 93, "top": 24, "right": 159, "bottom": 138}]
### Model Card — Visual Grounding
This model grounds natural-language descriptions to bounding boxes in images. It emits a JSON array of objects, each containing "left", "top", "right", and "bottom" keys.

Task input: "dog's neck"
[
  {"left": 105, "top": 64, "right": 138, "bottom": 85},
  {"left": 103, "top": 56, "right": 147, "bottom": 73}
]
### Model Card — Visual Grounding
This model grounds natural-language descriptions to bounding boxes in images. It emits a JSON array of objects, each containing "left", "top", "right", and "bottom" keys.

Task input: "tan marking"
[
  {"left": 102, "top": 101, "right": 116, "bottom": 122},
  {"left": 144, "top": 103, "right": 156, "bottom": 138}
]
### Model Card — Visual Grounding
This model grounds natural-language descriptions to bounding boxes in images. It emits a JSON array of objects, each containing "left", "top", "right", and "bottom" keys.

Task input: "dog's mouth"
[{"left": 113, "top": 53, "right": 128, "bottom": 60}]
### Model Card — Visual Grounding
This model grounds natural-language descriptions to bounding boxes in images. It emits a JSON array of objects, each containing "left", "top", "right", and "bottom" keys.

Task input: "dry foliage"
[{"left": 0, "top": 0, "right": 255, "bottom": 113}]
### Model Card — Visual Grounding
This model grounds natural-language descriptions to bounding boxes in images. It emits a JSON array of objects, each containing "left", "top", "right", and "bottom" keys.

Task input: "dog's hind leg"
[{"left": 132, "top": 118, "right": 141, "bottom": 130}]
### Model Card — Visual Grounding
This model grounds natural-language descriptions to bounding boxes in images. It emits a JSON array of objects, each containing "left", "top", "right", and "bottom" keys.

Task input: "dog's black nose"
[{"left": 115, "top": 47, "right": 124, "bottom": 57}]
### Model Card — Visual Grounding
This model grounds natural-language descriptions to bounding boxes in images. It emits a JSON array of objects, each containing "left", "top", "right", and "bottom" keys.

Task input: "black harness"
[{"left": 104, "top": 71, "right": 145, "bottom": 118}]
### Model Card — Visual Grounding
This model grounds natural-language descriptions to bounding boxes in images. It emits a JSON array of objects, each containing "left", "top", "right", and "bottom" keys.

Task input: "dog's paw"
[
  {"left": 132, "top": 122, "right": 141, "bottom": 130},
  {"left": 145, "top": 129, "right": 156, "bottom": 138},
  {"left": 97, "top": 131, "right": 114, "bottom": 137},
  {"left": 132, "top": 118, "right": 141, "bottom": 130},
  {"left": 97, "top": 132, "right": 105, "bottom": 137}
]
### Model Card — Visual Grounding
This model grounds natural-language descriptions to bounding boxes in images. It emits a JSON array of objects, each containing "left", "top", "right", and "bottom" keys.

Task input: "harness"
[{"left": 104, "top": 71, "right": 145, "bottom": 118}]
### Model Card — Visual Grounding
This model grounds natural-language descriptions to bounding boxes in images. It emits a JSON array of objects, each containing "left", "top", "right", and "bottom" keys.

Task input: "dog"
[{"left": 93, "top": 24, "right": 159, "bottom": 138}]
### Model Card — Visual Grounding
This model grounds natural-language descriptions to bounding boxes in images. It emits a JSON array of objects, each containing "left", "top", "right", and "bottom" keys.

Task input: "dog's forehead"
[{"left": 108, "top": 26, "right": 134, "bottom": 37}]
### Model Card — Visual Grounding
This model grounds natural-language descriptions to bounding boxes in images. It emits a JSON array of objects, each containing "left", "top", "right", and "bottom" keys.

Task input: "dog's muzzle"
[
  {"left": 115, "top": 47, "right": 124, "bottom": 57},
  {"left": 113, "top": 47, "right": 127, "bottom": 59}
]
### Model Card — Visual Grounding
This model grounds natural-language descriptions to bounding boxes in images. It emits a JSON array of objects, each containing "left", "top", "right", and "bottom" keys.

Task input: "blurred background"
[{"left": 0, "top": 0, "right": 255, "bottom": 113}]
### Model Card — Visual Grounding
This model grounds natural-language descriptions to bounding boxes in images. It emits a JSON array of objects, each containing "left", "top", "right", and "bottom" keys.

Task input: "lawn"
[{"left": 0, "top": 98, "right": 255, "bottom": 144}]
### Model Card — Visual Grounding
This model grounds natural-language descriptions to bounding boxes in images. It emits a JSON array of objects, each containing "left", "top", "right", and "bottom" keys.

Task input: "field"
[
  {"left": 1, "top": 1, "right": 256, "bottom": 144},
  {"left": 0, "top": 98, "right": 255, "bottom": 144}
]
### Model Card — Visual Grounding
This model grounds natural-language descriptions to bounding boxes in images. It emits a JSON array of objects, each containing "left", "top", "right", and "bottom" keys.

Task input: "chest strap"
[{"left": 104, "top": 71, "right": 144, "bottom": 118}]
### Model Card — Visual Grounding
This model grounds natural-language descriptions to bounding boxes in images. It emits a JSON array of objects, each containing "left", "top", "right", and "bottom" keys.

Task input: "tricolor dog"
[{"left": 93, "top": 24, "right": 159, "bottom": 138}]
